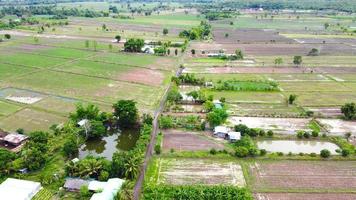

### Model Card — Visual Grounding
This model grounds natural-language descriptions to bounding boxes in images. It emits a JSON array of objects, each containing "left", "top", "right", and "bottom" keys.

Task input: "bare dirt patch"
[
  {"left": 159, "top": 158, "right": 245, "bottom": 186},
  {"left": 162, "top": 129, "right": 224, "bottom": 152},
  {"left": 119, "top": 68, "right": 164, "bottom": 86},
  {"left": 255, "top": 193, "right": 356, "bottom": 200},
  {"left": 213, "top": 28, "right": 294, "bottom": 44},
  {"left": 250, "top": 160, "right": 356, "bottom": 191}
]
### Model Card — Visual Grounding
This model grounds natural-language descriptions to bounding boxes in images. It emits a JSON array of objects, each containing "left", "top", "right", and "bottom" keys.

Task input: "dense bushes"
[
  {"left": 144, "top": 185, "right": 253, "bottom": 200},
  {"left": 214, "top": 80, "right": 279, "bottom": 91},
  {"left": 175, "top": 73, "right": 206, "bottom": 85},
  {"left": 124, "top": 38, "right": 145, "bottom": 52},
  {"left": 159, "top": 115, "right": 205, "bottom": 130},
  {"left": 65, "top": 156, "right": 111, "bottom": 179},
  {"left": 179, "top": 21, "right": 212, "bottom": 40},
  {"left": 234, "top": 136, "right": 259, "bottom": 157},
  {"left": 206, "top": 108, "right": 228, "bottom": 127}
]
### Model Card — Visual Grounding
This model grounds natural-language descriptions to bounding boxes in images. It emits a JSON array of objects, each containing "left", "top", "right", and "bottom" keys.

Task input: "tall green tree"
[{"left": 113, "top": 100, "right": 138, "bottom": 127}]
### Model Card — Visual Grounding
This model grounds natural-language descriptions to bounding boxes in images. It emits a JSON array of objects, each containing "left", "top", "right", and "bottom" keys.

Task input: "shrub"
[
  {"left": 259, "top": 130, "right": 266, "bottom": 137},
  {"left": 310, "top": 153, "right": 317, "bottom": 157},
  {"left": 80, "top": 185, "right": 90, "bottom": 198},
  {"left": 260, "top": 149, "right": 267, "bottom": 156},
  {"left": 235, "top": 147, "right": 249, "bottom": 157},
  {"left": 267, "top": 130, "right": 274, "bottom": 137},
  {"left": 312, "top": 130, "right": 319, "bottom": 137},
  {"left": 320, "top": 149, "right": 331, "bottom": 158},
  {"left": 299, "top": 152, "right": 304, "bottom": 156},
  {"left": 297, "top": 130, "right": 304, "bottom": 139},
  {"left": 159, "top": 116, "right": 174, "bottom": 129},
  {"left": 154, "top": 145, "right": 161, "bottom": 155},
  {"left": 209, "top": 148, "right": 217, "bottom": 155},
  {"left": 303, "top": 132, "right": 311, "bottom": 138},
  {"left": 288, "top": 152, "right": 293, "bottom": 156},
  {"left": 99, "top": 171, "right": 109, "bottom": 181},
  {"left": 341, "top": 102, "right": 356, "bottom": 120},
  {"left": 170, "top": 148, "right": 175, "bottom": 153},
  {"left": 341, "top": 148, "right": 351, "bottom": 157},
  {"left": 277, "top": 152, "right": 284, "bottom": 156}
]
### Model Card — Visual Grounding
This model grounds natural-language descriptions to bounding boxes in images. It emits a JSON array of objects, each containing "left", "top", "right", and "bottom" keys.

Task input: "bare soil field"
[
  {"left": 158, "top": 158, "right": 246, "bottom": 186},
  {"left": 228, "top": 116, "right": 310, "bottom": 134},
  {"left": 162, "top": 129, "right": 224, "bottom": 152},
  {"left": 291, "top": 37, "right": 356, "bottom": 44},
  {"left": 70, "top": 18, "right": 184, "bottom": 35},
  {"left": 255, "top": 193, "right": 356, "bottom": 200},
  {"left": 119, "top": 68, "right": 164, "bottom": 86},
  {"left": 213, "top": 28, "right": 294, "bottom": 44},
  {"left": 250, "top": 161, "right": 356, "bottom": 191}
]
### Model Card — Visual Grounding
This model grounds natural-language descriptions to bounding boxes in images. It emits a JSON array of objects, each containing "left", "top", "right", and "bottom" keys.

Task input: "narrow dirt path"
[{"left": 133, "top": 67, "right": 183, "bottom": 200}]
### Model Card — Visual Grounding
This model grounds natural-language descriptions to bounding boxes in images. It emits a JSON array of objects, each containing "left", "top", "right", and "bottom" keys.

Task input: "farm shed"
[
  {"left": 214, "top": 126, "right": 229, "bottom": 138},
  {"left": 0, "top": 178, "right": 42, "bottom": 200},
  {"left": 3, "top": 133, "right": 28, "bottom": 146},
  {"left": 64, "top": 178, "right": 89, "bottom": 192},
  {"left": 227, "top": 132, "right": 241, "bottom": 142}
]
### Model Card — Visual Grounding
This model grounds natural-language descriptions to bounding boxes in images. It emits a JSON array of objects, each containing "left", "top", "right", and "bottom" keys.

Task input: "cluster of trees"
[
  {"left": 206, "top": 0, "right": 356, "bottom": 13},
  {"left": 1, "top": 5, "right": 103, "bottom": 18},
  {"left": 0, "top": 17, "right": 40, "bottom": 29},
  {"left": 234, "top": 136, "right": 260, "bottom": 157},
  {"left": 173, "top": 73, "right": 206, "bottom": 85},
  {"left": 0, "top": 131, "right": 51, "bottom": 172},
  {"left": 202, "top": 11, "right": 234, "bottom": 21},
  {"left": 206, "top": 108, "right": 228, "bottom": 127},
  {"left": 66, "top": 156, "right": 111, "bottom": 181},
  {"left": 144, "top": 185, "right": 253, "bottom": 200},
  {"left": 296, "top": 130, "right": 319, "bottom": 139},
  {"left": 124, "top": 38, "right": 145, "bottom": 52},
  {"left": 179, "top": 21, "right": 212, "bottom": 40},
  {"left": 234, "top": 124, "right": 274, "bottom": 138}
]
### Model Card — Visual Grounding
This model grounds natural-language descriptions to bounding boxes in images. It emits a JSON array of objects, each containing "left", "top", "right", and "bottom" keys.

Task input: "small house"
[
  {"left": 213, "top": 126, "right": 229, "bottom": 138},
  {"left": 3, "top": 133, "right": 28, "bottom": 146},
  {"left": 226, "top": 132, "right": 241, "bottom": 142},
  {"left": 89, "top": 178, "right": 125, "bottom": 200},
  {"left": 213, "top": 100, "right": 223, "bottom": 109},
  {"left": 64, "top": 178, "right": 89, "bottom": 192}
]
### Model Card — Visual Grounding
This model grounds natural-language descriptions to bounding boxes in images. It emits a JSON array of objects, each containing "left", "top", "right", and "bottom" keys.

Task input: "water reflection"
[
  {"left": 257, "top": 140, "right": 340, "bottom": 155},
  {"left": 78, "top": 128, "right": 139, "bottom": 160}
]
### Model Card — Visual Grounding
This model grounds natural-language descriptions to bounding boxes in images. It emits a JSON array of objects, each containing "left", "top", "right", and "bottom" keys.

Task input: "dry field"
[
  {"left": 255, "top": 193, "right": 356, "bottom": 200},
  {"left": 162, "top": 129, "right": 224, "bottom": 152},
  {"left": 250, "top": 160, "right": 356, "bottom": 191},
  {"left": 157, "top": 158, "right": 246, "bottom": 186},
  {"left": 213, "top": 28, "right": 294, "bottom": 44}
]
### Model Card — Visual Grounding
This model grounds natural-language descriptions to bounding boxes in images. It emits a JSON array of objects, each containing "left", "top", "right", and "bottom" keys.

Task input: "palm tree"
[{"left": 124, "top": 156, "right": 140, "bottom": 180}]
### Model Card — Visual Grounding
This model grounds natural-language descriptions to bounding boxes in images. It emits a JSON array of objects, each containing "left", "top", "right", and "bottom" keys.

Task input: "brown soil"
[
  {"left": 162, "top": 129, "right": 224, "bottom": 152},
  {"left": 255, "top": 193, "right": 356, "bottom": 200},
  {"left": 251, "top": 161, "right": 356, "bottom": 190},
  {"left": 119, "top": 68, "right": 164, "bottom": 86}
]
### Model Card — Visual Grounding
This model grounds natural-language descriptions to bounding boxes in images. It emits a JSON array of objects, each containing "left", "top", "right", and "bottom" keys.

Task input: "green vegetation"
[
  {"left": 341, "top": 102, "right": 356, "bottom": 120},
  {"left": 144, "top": 185, "right": 253, "bottom": 200},
  {"left": 214, "top": 80, "right": 279, "bottom": 91}
]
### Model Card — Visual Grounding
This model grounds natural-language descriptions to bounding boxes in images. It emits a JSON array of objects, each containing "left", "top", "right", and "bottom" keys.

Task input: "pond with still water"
[
  {"left": 257, "top": 140, "right": 340, "bottom": 155},
  {"left": 79, "top": 129, "right": 139, "bottom": 160}
]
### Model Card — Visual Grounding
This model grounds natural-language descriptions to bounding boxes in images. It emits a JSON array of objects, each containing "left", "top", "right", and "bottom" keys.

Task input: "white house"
[
  {"left": 213, "top": 126, "right": 229, "bottom": 138},
  {"left": 226, "top": 132, "right": 241, "bottom": 142},
  {"left": 0, "top": 178, "right": 42, "bottom": 200},
  {"left": 90, "top": 178, "right": 125, "bottom": 200}
]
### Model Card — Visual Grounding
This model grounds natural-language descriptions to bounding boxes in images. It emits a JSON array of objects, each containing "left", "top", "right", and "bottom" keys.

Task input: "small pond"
[
  {"left": 257, "top": 140, "right": 340, "bottom": 155},
  {"left": 78, "top": 128, "right": 140, "bottom": 160}
]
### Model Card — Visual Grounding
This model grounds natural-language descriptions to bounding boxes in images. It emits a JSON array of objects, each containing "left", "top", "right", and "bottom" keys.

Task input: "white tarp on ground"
[
  {"left": 0, "top": 178, "right": 41, "bottom": 200},
  {"left": 90, "top": 178, "right": 125, "bottom": 200}
]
